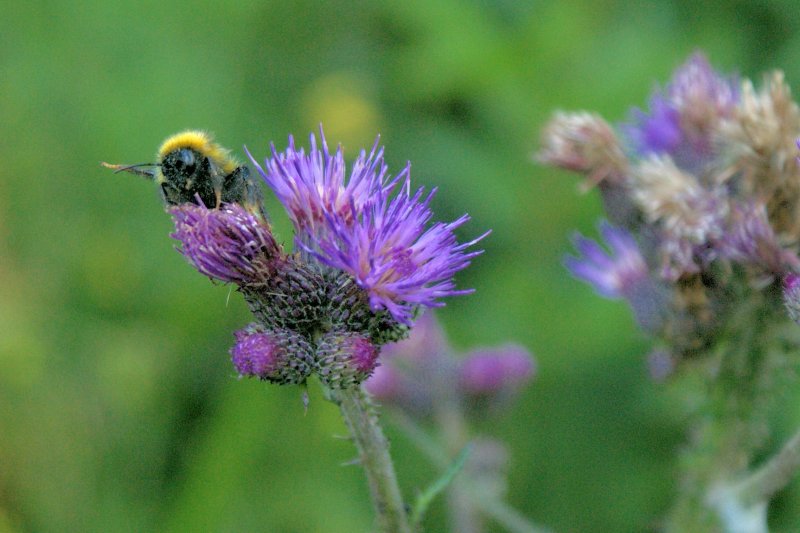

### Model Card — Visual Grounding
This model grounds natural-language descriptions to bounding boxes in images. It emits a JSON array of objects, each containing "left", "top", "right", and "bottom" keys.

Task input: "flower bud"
[
  {"left": 458, "top": 344, "right": 536, "bottom": 396},
  {"left": 316, "top": 331, "right": 380, "bottom": 389},
  {"left": 230, "top": 325, "right": 314, "bottom": 385},
  {"left": 538, "top": 111, "right": 628, "bottom": 188}
]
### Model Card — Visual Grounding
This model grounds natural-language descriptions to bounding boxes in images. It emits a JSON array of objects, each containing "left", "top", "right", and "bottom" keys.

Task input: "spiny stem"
[{"left": 329, "top": 386, "right": 411, "bottom": 533}]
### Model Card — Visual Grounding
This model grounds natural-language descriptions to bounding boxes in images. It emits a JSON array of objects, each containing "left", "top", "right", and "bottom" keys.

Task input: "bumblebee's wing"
[{"left": 222, "top": 165, "right": 268, "bottom": 221}]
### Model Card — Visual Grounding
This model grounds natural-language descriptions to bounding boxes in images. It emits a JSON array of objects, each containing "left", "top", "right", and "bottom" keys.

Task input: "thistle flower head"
[
  {"left": 316, "top": 331, "right": 380, "bottom": 389},
  {"left": 309, "top": 181, "right": 488, "bottom": 325},
  {"left": 251, "top": 131, "right": 487, "bottom": 326},
  {"left": 668, "top": 53, "right": 738, "bottom": 122},
  {"left": 537, "top": 111, "right": 628, "bottom": 187},
  {"left": 230, "top": 325, "right": 314, "bottom": 385},
  {"left": 170, "top": 203, "right": 280, "bottom": 283},
  {"left": 625, "top": 94, "right": 683, "bottom": 157},
  {"left": 624, "top": 53, "right": 737, "bottom": 169},
  {"left": 565, "top": 222, "right": 649, "bottom": 299},
  {"left": 631, "top": 155, "right": 726, "bottom": 244},
  {"left": 458, "top": 344, "right": 536, "bottom": 396},
  {"left": 719, "top": 202, "right": 799, "bottom": 278},
  {"left": 721, "top": 72, "right": 800, "bottom": 197},
  {"left": 247, "top": 128, "right": 394, "bottom": 242}
]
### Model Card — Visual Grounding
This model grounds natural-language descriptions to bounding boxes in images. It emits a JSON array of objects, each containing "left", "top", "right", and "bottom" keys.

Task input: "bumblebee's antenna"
[{"left": 101, "top": 161, "right": 160, "bottom": 179}]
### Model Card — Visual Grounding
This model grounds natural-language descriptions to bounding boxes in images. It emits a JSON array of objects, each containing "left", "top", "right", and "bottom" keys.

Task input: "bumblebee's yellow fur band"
[{"left": 157, "top": 130, "right": 239, "bottom": 174}]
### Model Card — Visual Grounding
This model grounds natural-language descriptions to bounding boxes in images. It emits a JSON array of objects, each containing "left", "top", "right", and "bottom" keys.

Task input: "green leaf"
[{"left": 410, "top": 443, "right": 473, "bottom": 529}]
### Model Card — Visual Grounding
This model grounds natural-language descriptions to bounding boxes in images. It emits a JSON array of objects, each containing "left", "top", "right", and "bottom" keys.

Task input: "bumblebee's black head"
[
  {"left": 159, "top": 147, "right": 220, "bottom": 206},
  {"left": 155, "top": 131, "right": 238, "bottom": 207}
]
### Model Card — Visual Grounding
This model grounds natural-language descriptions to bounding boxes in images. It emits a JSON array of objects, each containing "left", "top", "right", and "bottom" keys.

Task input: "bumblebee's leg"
[
  {"left": 221, "top": 166, "right": 247, "bottom": 204},
  {"left": 160, "top": 182, "right": 181, "bottom": 206},
  {"left": 243, "top": 168, "right": 269, "bottom": 221},
  {"left": 208, "top": 170, "right": 224, "bottom": 209}
]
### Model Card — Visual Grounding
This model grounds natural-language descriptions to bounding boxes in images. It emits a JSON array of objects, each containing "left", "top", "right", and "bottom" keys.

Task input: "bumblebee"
[{"left": 103, "top": 130, "right": 264, "bottom": 217}]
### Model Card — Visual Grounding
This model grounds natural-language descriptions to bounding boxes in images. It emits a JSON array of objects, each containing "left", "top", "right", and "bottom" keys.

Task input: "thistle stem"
[
  {"left": 330, "top": 387, "right": 411, "bottom": 533},
  {"left": 667, "top": 290, "right": 796, "bottom": 532},
  {"left": 739, "top": 426, "right": 800, "bottom": 504},
  {"left": 705, "top": 426, "right": 800, "bottom": 533}
]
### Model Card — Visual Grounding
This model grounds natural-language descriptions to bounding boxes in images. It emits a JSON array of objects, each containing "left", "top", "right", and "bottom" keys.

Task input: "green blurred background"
[{"left": 4, "top": 1, "right": 800, "bottom": 531}]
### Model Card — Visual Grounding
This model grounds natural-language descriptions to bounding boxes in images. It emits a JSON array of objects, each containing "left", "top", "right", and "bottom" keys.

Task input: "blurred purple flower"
[
  {"left": 784, "top": 273, "right": 800, "bottom": 325},
  {"left": 565, "top": 222, "right": 649, "bottom": 299},
  {"left": 668, "top": 53, "right": 738, "bottom": 117},
  {"left": 647, "top": 348, "right": 676, "bottom": 382},
  {"left": 623, "top": 53, "right": 738, "bottom": 168},
  {"left": 625, "top": 94, "right": 683, "bottom": 156},
  {"left": 459, "top": 345, "right": 536, "bottom": 395},
  {"left": 719, "top": 202, "right": 800, "bottom": 276},
  {"left": 379, "top": 311, "right": 448, "bottom": 361},
  {"left": 364, "top": 363, "right": 405, "bottom": 400}
]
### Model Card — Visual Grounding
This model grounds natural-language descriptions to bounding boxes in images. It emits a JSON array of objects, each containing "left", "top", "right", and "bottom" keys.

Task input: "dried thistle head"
[
  {"left": 537, "top": 111, "right": 628, "bottom": 189},
  {"left": 630, "top": 155, "right": 726, "bottom": 244},
  {"left": 721, "top": 71, "right": 800, "bottom": 196}
]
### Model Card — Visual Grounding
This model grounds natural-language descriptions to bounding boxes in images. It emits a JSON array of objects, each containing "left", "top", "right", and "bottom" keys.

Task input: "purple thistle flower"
[
  {"left": 623, "top": 53, "right": 738, "bottom": 168},
  {"left": 624, "top": 94, "right": 683, "bottom": 156},
  {"left": 309, "top": 179, "right": 489, "bottom": 325},
  {"left": 249, "top": 130, "right": 488, "bottom": 325},
  {"left": 170, "top": 203, "right": 280, "bottom": 284},
  {"left": 247, "top": 128, "right": 397, "bottom": 243},
  {"left": 718, "top": 202, "right": 800, "bottom": 277},
  {"left": 364, "top": 363, "right": 405, "bottom": 400},
  {"left": 565, "top": 222, "right": 649, "bottom": 299},
  {"left": 459, "top": 344, "right": 536, "bottom": 395},
  {"left": 668, "top": 53, "right": 738, "bottom": 118}
]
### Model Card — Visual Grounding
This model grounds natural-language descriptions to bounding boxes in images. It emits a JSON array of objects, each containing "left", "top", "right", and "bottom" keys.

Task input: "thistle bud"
[
  {"left": 230, "top": 325, "right": 314, "bottom": 385},
  {"left": 458, "top": 345, "right": 536, "bottom": 397},
  {"left": 316, "top": 331, "right": 380, "bottom": 389},
  {"left": 538, "top": 111, "right": 628, "bottom": 188}
]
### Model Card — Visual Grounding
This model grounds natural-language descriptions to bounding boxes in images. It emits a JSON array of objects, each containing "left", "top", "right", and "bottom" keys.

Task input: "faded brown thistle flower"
[
  {"left": 721, "top": 71, "right": 800, "bottom": 196},
  {"left": 631, "top": 155, "right": 726, "bottom": 244},
  {"left": 537, "top": 111, "right": 628, "bottom": 190}
]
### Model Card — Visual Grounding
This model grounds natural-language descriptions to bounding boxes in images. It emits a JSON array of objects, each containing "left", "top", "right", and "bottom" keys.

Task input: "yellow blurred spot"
[{"left": 301, "top": 72, "right": 382, "bottom": 150}]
